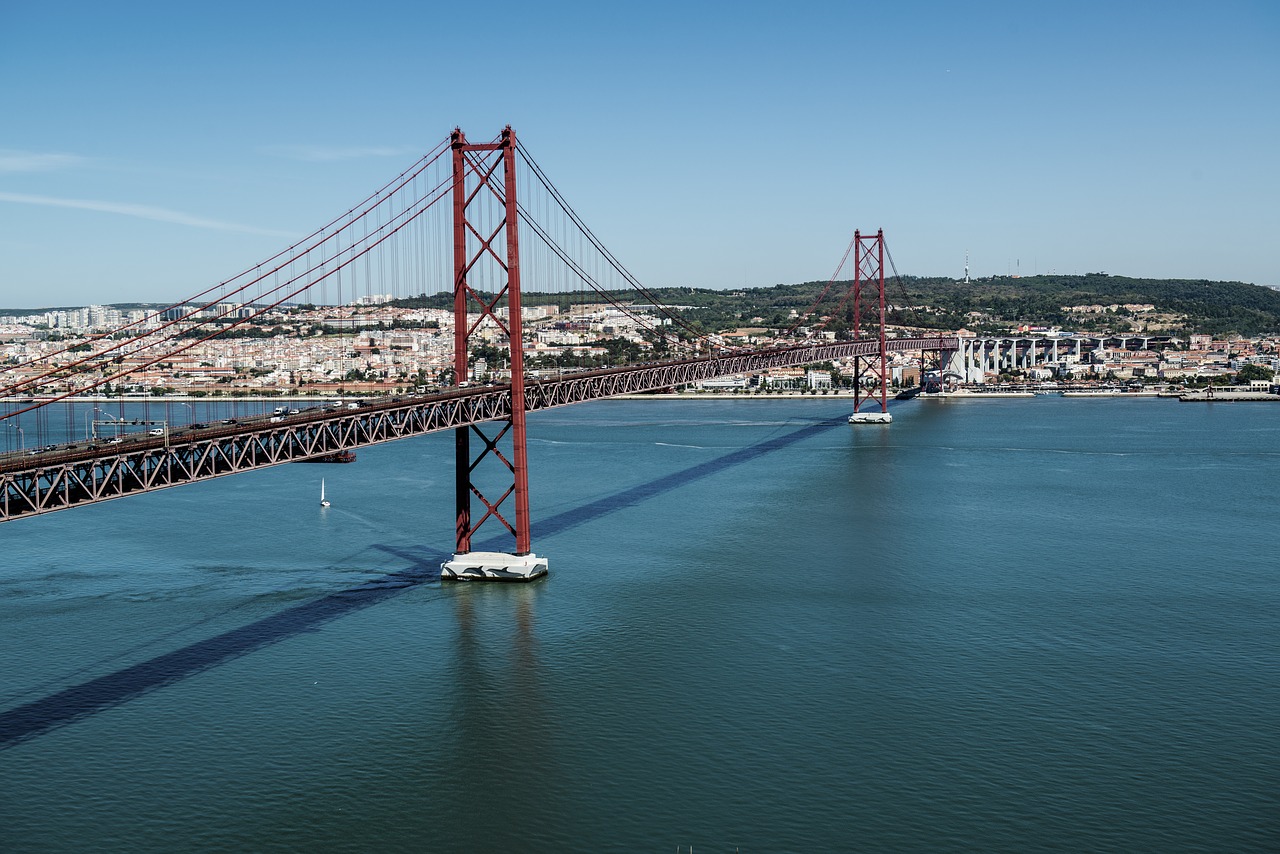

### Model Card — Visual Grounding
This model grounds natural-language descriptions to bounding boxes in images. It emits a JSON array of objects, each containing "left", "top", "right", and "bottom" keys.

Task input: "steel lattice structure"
[
  {"left": 450, "top": 126, "right": 532, "bottom": 556},
  {"left": 851, "top": 229, "right": 890, "bottom": 415},
  {"left": 0, "top": 337, "right": 955, "bottom": 523}
]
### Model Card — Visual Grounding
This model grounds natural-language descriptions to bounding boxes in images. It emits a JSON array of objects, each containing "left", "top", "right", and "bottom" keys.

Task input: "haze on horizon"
[{"left": 0, "top": 0, "right": 1276, "bottom": 309}]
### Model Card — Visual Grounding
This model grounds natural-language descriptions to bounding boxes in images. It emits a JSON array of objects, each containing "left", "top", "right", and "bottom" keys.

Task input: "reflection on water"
[{"left": 443, "top": 583, "right": 556, "bottom": 850}]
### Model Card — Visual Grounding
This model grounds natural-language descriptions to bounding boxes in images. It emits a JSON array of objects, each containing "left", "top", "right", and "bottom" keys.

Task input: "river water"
[{"left": 1, "top": 397, "right": 1277, "bottom": 852}]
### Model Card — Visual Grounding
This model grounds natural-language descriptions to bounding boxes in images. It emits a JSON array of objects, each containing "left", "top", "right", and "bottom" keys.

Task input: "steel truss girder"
[{"left": 0, "top": 337, "right": 955, "bottom": 523}]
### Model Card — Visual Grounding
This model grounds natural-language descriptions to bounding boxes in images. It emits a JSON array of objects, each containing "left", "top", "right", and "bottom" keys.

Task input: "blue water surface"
[{"left": 1, "top": 397, "right": 1277, "bottom": 852}]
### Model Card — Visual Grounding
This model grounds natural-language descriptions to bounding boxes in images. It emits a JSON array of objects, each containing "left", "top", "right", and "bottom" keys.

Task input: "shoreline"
[
  {"left": 13, "top": 389, "right": 1271, "bottom": 406},
  {"left": 611, "top": 392, "right": 869, "bottom": 400}
]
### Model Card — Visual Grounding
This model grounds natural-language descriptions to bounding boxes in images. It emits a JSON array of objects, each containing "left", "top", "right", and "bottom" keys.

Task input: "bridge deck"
[{"left": 0, "top": 338, "right": 954, "bottom": 522}]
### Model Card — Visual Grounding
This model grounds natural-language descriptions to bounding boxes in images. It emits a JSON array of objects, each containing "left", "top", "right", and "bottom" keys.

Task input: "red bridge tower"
[
  {"left": 848, "top": 228, "right": 893, "bottom": 424},
  {"left": 440, "top": 127, "right": 547, "bottom": 581}
]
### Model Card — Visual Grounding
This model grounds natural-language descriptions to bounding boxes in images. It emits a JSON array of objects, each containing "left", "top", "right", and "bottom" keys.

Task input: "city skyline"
[{"left": 1, "top": 0, "right": 1277, "bottom": 308}]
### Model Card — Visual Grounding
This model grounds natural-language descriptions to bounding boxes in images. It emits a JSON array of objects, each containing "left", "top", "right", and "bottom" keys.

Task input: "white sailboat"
[{"left": 320, "top": 478, "right": 330, "bottom": 507}]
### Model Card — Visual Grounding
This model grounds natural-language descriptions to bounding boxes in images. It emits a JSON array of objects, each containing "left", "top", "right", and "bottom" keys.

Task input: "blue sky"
[{"left": 0, "top": 0, "right": 1276, "bottom": 308}]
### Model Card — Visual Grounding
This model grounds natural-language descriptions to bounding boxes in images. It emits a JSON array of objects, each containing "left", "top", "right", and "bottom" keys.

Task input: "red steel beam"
[
  {"left": 450, "top": 127, "right": 532, "bottom": 556},
  {"left": 852, "top": 229, "right": 890, "bottom": 414}
]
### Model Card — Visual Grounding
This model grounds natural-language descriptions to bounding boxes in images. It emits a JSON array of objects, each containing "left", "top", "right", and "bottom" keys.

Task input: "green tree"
[{"left": 1234, "top": 364, "right": 1274, "bottom": 384}]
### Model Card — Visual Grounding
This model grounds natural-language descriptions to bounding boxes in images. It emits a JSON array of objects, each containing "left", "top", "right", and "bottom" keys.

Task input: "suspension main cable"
[
  {"left": 883, "top": 241, "right": 923, "bottom": 330},
  {"left": 3, "top": 167, "right": 457, "bottom": 421},
  {"left": 3, "top": 138, "right": 452, "bottom": 388},
  {"left": 1, "top": 146, "right": 454, "bottom": 404},
  {"left": 515, "top": 141, "right": 714, "bottom": 345},
  {"left": 784, "top": 230, "right": 859, "bottom": 337},
  {"left": 457, "top": 143, "right": 702, "bottom": 352},
  {"left": 516, "top": 201, "right": 687, "bottom": 350}
]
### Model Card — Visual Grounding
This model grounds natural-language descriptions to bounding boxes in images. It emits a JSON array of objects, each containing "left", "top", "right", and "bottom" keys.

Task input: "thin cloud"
[
  {"left": 0, "top": 150, "right": 87, "bottom": 173},
  {"left": 0, "top": 191, "right": 296, "bottom": 237},
  {"left": 264, "top": 144, "right": 417, "bottom": 162}
]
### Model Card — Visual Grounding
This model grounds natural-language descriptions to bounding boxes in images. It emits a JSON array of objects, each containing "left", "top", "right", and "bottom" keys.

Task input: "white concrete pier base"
[
  {"left": 440, "top": 551, "right": 549, "bottom": 582},
  {"left": 848, "top": 412, "right": 893, "bottom": 424}
]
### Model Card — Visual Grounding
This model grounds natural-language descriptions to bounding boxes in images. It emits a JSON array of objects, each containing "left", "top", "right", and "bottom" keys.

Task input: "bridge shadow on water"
[{"left": 0, "top": 413, "right": 848, "bottom": 750}]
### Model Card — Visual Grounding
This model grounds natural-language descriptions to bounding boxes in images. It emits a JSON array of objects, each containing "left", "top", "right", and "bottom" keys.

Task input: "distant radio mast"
[{"left": 964, "top": 251, "right": 970, "bottom": 284}]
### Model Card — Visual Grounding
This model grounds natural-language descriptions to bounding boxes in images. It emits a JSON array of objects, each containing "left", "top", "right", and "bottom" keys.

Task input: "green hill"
[
  {"left": 625, "top": 275, "right": 1280, "bottom": 338},
  {"left": 393, "top": 274, "right": 1280, "bottom": 337},
  {"left": 896, "top": 274, "right": 1280, "bottom": 337}
]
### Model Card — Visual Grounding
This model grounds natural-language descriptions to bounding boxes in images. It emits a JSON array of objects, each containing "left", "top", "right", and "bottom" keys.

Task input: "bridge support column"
[
  {"left": 849, "top": 229, "right": 892, "bottom": 423},
  {"left": 938, "top": 342, "right": 965, "bottom": 387},
  {"left": 442, "top": 126, "right": 547, "bottom": 582}
]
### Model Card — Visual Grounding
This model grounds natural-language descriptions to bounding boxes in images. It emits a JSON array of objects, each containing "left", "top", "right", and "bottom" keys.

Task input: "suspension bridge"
[{"left": 0, "top": 127, "right": 958, "bottom": 575}]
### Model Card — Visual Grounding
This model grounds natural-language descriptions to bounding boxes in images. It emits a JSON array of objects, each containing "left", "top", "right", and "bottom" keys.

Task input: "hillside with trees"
[
  {"left": 388, "top": 274, "right": 1280, "bottom": 338},
  {"left": 6, "top": 275, "right": 1277, "bottom": 339}
]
